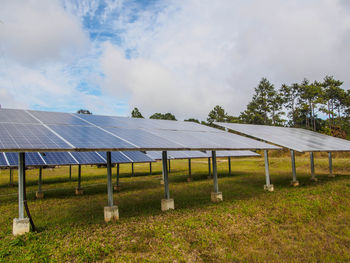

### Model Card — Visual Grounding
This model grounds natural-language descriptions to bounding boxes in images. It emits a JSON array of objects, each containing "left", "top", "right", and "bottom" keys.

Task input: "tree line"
[{"left": 207, "top": 75, "right": 349, "bottom": 138}]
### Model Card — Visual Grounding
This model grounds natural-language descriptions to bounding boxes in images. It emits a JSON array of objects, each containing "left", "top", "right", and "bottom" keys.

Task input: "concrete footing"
[
  {"left": 113, "top": 185, "right": 121, "bottom": 191},
  {"left": 75, "top": 187, "right": 84, "bottom": 195},
  {"left": 328, "top": 174, "right": 336, "bottom": 178},
  {"left": 36, "top": 191, "right": 44, "bottom": 199},
  {"left": 211, "top": 192, "right": 223, "bottom": 202},
  {"left": 104, "top": 206, "right": 119, "bottom": 222},
  {"left": 187, "top": 177, "right": 192, "bottom": 182},
  {"left": 161, "top": 199, "right": 174, "bottom": 211},
  {"left": 291, "top": 180, "right": 299, "bottom": 187},
  {"left": 13, "top": 218, "right": 30, "bottom": 236},
  {"left": 264, "top": 184, "right": 274, "bottom": 192},
  {"left": 310, "top": 177, "right": 318, "bottom": 182}
]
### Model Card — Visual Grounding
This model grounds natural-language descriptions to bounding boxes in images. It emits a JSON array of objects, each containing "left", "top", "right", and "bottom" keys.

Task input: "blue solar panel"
[
  {"left": 97, "top": 151, "right": 131, "bottom": 163},
  {"left": 0, "top": 109, "right": 40, "bottom": 124},
  {"left": 28, "top": 110, "right": 89, "bottom": 126},
  {"left": 5, "top": 153, "right": 18, "bottom": 166},
  {"left": 41, "top": 152, "right": 78, "bottom": 165},
  {"left": 70, "top": 152, "right": 105, "bottom": 164},
  {"left": 0, "top": 123, "right": 72, "bottom": 150},
  {"left": 48, "top": 125, "right": 136, "bottom": 150},
  {"left": 0, "top": 153, "right": 8, "bottom": 166},
  {"left": 123, "top": 151, "right": 154, "bottom": 162},
  {"left": 5, "top": 152, "right": 46, "bottom": 166},
  {"left": 102, "top": 127, "right": 183, "bottom": 149}
]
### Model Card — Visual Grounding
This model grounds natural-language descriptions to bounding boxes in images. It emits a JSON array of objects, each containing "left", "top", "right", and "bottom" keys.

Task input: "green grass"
[{"left": 0, "top": 155, "right": 350, "bottom": 262}]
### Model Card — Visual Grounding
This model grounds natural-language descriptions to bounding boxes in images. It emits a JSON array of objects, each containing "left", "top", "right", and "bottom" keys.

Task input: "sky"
[{"left": 0, "top": 0, "right": 350, "bottom": 120}]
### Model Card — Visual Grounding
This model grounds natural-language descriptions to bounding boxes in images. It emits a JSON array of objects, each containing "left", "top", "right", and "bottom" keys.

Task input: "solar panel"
[
  {"left": 0, "top": 108, "right": 40, "bottom": 124},
  {"left": 0, "top": 152, "right": 8, "bottom": 166},
  {"left": 0, "top": 109, "right": 280, "bottom": 152},
  {"left": 123, "top": 151, "right": 154, "bottom": 163},
  {"left": 70, "top": 152, "right": 105, "bottom": 164},
  {"left": 102, "top": 127, "right": 184, "bottom": 149},
  {"left": 147, "top": 150, "right": 260, "bottom": 160},
  {"left": 214, "top": 122, "right": 350, "bottom": 152},
  {"left": 28, "top": 110, "right": 89, "bottom": 126},
  {"left": 47, "top": 125, "right": 136, "bottom": 150},
  {"left": 5, "top": 152, "right": 46, "bottom": 166},
  {"left": 0, "top": 123, "right": 72, "bottom": 151},
  {"left": 41, "top": 152, "right": 78, "bottom": 165},
  {"left": 214, "top": 150, "right": 260, "bottom": 157}
]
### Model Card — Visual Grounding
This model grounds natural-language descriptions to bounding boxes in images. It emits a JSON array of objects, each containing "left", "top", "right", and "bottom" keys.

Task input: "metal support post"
[
  {"left": 228, "top": 157, "right": 231, "bottom": 175},
  {"left": 208, "top": 157, "right": 211, "bottom": 179},
  {"left": 107, "top": 152, "right": 113, "bottom": 207},
  {"left": 149, "top": 162, "right": 152, "bottom": 174},
  {"left": 168, "top": 159, "right": 171, "bottom": 173},
  {"left": 9, "top": 168, "right": 13, "bottom": 186},
  {"left": 263, "top": 150, "right": 273, "bottom": 191},
  {"left": 328, "top": 152, "right": 334, "bottom": 177},
  {"left": 187, "top": 159, "right": 192, "bottom": 182},
  {"left": 18, "top": 153, "right": 25, "bottom": 219},
  {"left": 38, "top": 167, "right": 42, "bottom": 193},
  {"left": 211, "top": 151, "right": 222, "bottom": 202},
  {"left": 290, "top": 150, "right": 299, "bottom": 186},
  {"left": 162, "top": 151, "right": 170, "bottom": 199},
  {"left": 104, "top": 152, "right": 119, "bottom": 222},
  {"left": 75, "top": 165, "right": 83, "bottom": 195},
  {"left": 131, "top": 163, "right": 134, "bottom": 177},
  {"left": 310, "top": 152, "right": 317, "bottom": 181},
  {"left": 78, "top": 165, "right": 81, "bottom": 189},
  {"left": 13, "top": 152, "right": 30, "bottom": 235},
  {"left": 161, "top": 151, "right": 174, "bottom": 211},
  {"left": 69, "top": 165, "right": 72, "bottom": 181}
]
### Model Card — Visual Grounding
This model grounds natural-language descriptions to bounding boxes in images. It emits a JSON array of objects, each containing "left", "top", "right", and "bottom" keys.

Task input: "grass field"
[{"left": 0, "top": 153, "right": 350, "bottom": 262}]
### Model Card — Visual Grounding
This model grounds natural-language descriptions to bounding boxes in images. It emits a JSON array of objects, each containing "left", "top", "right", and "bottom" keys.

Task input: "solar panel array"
[
  {"left": 146, "top": 150, "right": 260, "bottom": 160},
  {"left": 0, "top": 108, "right": 280, "bottom": 152},
  {"left": 0, "top": 151, "right": 154, "bottom": 167},
  {"left": 214, "top": 122, "right": 350, "bottom": 152}
]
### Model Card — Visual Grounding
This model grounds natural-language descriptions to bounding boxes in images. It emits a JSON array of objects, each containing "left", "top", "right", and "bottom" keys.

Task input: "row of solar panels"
[
  {"left": 0, "top": 150, "right": 260, "bottom": 167},
  {"left": 146, "top": 150, "right": 260, "bottom": 160},
  {"left": 0, "top": 109, "right": 279, "bottom": 151},
  {"left": 0, "top": 151, "right": 154, "bottom": 167}
]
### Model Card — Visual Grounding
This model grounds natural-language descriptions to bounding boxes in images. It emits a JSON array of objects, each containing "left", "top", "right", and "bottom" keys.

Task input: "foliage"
[
  {"left": 207, "top": 105, "right": 237, "bottom": 123},
  {"left": 77, "top": 109, "right": 92, "bottom": 114},
  {"left": 131, "top": 107, "right": 144, "bottom": 118},
  {"left": 149, "top": 112, "right": 177, "bottom": 120},
  {"left": 184, "top": 118, "right": 200, "bottom": 123}
]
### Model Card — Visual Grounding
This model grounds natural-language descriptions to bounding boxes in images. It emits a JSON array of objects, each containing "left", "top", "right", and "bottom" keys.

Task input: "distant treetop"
[
  {"left": 149, "top": 112, "right": 177, "bottom": 120},
  {"left": 77, "top": 109, "right": 92, "bottom": 114},
  {"left": 131, "top": 107, "right": 144, "bottom": 118},
  {"left": 184, "top": 118, "right": 200, "bottom": 123}
]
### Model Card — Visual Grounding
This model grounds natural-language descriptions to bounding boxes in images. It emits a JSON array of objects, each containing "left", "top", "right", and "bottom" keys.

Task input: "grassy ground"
[{"left": 0, "top": 154, "right": 350, "bottom": 262}]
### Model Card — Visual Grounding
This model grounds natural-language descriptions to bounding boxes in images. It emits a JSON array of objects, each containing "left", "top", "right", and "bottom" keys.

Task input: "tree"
[
  {"left": 77, "top": 109, "right": 92, "bottom": 114},
  {"left": 131, "top": 107, "right": 144, "bottom": 118},
  {"left": 207, "top": 105, "right": 228, "bottom": 123},
  {"left": 321, "top": 76, "right": 344, "bottom": 128},
  {"left": 184, "top": 118, "right": 200, "bottom": 123},
  {"left": 280, "top": 83, "right": 300, "bottom": 126},
  {"left": 298, "top": 79, "right": 322, "bottom": 131},
  {"left": 149, "top": 112, "right": 177, "bottom": 120},
  {"left": 239, "top": 78, "right": 279, "bottom": 125}
]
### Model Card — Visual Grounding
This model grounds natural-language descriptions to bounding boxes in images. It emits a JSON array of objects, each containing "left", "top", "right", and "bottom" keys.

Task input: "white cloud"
[
  {"left": 0, "top": 0, "right": 89, "bottom": 65},
  {"left": 100, "top": 0, "right": 350, "bottom": 119}
]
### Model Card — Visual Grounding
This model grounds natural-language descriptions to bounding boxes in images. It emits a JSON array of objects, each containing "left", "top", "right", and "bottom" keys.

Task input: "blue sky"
[{"left": 1, "top": 0, "right": 350, "bottom": 120}]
